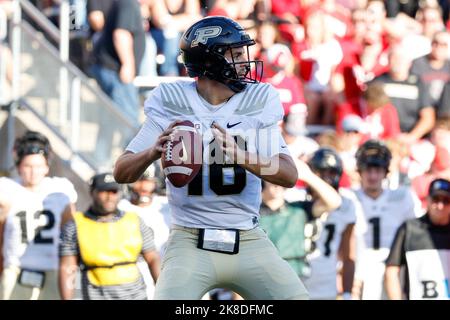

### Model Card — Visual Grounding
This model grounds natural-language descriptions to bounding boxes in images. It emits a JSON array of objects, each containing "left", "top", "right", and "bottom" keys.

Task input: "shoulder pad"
[
  {"left": 387, "top": 187, "right": 408, "bottom": 202},
  {"left": 159, "top": 82, "right": 195, "bottom": 116},
  {"left": 234, "top": 83, "right": 271, "bottom": 117}
]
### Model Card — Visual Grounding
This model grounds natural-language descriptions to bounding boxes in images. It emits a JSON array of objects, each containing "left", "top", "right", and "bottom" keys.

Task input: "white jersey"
[
  {"left": 118, "top": 196, "right": 171, "bottom": 254},
  {"left": 303, "top": 190, "right": 357, "bottom": 299},
  {"left": 0, "top": 177, "right": 77, "bottom": 271},
  {"left": 353, "top": 187, "right": 422, "bottom": 299},
  {"left": 126, "top": 81, "right": 289, "bottom": 230}
]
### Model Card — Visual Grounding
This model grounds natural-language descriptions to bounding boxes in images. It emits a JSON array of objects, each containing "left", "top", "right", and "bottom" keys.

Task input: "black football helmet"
[
  {"left": 179, "top": 16, "right": 263, "bottom": 93},
  {"left": 356, "top": 139, "right": 392, "bottom": 171},
  {"left": 308, "top": 148, "right": 343, "bottom": 189}
]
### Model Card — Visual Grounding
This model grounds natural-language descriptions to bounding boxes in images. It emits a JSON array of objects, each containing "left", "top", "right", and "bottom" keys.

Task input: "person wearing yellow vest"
[{"left": 58, "top": 173, "right": 160, "bottom": 300}]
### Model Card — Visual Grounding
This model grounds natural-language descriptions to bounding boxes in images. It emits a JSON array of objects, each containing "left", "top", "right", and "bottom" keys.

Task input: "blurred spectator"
[
  {"left": 352, "top": 139, "right": 423, "bottom": 299},
  {"left": 254, "top": 20, "right": 285, "bottom": 65},
  {"left": 301, "top": 149, "right": 357, "bottom": 300},
  {"left": 256, "top": 20, "right": 282, "bottom": 54},
  {"left": 361, "top": 81, "right": 401, "bottom": 140},
  {"left": 338, "top": 115, "right": 366, "bottom": 187},
  {"left": 398, "top": 137, "right": 436, "bottom": 183},
  {"left": 266, "top": 0, "right": 306, "bottom": 45},
  {"left": 293, "top": 10, "right": 344, "bottom": 125},
  {"left": 59, "top": 173, "right": 160, "bottom": 300},
  {"left": 151, "top": 0, "right": 201, "bottom": 76},
  {"left": 90, "top": 0, "right": 145, "bottom": 126},
  {"left": 269, "top": 0, "right": 303, "bottom": 24},
  {"left": 385, "top": 178, "right": 450, "bottom": 300},
  {"left": 435, "top": 79, "right": 450, "bottom": 117},
  {"left": 118, "top": 164, "right": 170, "bottom": 299},
  {"left": 402, "top": 4, "right": 447, "bottom": 60},
  {"left": 376, "top": 45, "right": 435, "bottom": 144},
  {"left": 308, "top": 0, "right": 353, "bottom": 39},
  {"left": 359, "top": 0, "right": 391, "bottom": 80},
  {"left": 281, "top": 105, "right": 319, "bottom": 162},
  {"left": 87, "top": 0, "right": 115, "bottom": 45},
  {"left": 411, "top": 31, "right": 450, "bottom": 112},
  {"left": 333, "top": 8, "right": 374, "bottom": 114},
  {"left": 385, "top": 0, "right": 420, "bottom": 18},
  {"left": 418, "top": 3, "right": 446, "bottom": 40},
  {"left": 261, "top": 43, "right": 306, "bottom": 115},
  {"left": 412, "top": 117, "right": 450, "bottom": 209},
  {"left": 0, "top": 131, "right": 77, "bottom": 300},
  {"left": 208, "top": 0, "right": 260, "bottom": 28},
  {"left": 281, "top": 106, "right": 320, "bottom": 202},
  {"left": 138, "top": 0, "right": 174, "bottom": 81}
]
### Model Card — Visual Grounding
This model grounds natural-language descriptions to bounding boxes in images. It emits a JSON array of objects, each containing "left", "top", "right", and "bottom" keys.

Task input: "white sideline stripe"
[
  {"left": 164, "top": 166, "right": 193, "bottom": 176},
  {"left": 175, "top": 126, "right": 197, "bottom": 133}
]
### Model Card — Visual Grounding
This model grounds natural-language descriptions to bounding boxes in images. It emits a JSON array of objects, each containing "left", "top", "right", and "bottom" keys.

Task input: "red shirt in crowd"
[{"left": 265, "top": 72, "right": 306, "bottom": 115}]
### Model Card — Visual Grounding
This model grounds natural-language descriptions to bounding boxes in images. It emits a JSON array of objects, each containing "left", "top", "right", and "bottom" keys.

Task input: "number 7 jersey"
[
  {"left": 126, "top": 81, "right": 290, "bottom": 230},
  {"left": 0, "top": 177, "right": 77, "bottom": 271}
]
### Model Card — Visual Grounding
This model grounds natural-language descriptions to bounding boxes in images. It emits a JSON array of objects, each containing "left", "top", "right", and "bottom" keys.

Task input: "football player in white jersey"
[
  {"left": 114, "top": 16, "right": 309, "bottom": 300},
  {"left": 118, "top": 164, "right": 170, "bottom": 299},
  {"left": 0, "top": 131, "right": 77, "bottom": 300},
  {"left": 352, "top": 139, "right": 423, "bottom": 300},
  {"left": 301, "top": 148, "right": 357, "bottom": 300}
]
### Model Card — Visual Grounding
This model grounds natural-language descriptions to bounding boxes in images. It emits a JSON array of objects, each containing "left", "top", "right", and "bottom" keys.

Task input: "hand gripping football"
[{"left": 161, "top": 120, "right": 203, "bottom": 188}]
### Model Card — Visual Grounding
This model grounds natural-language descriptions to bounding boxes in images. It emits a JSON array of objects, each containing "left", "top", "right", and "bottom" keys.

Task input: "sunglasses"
[
  {"left": 432, "top": 40, "right": 448, "bottom": 47},
  {"left": 431, "top": 196, "right": 450, "bottom": 205},
  {"left": 96, "top": 189, "right": 120, "bottom": 194}
]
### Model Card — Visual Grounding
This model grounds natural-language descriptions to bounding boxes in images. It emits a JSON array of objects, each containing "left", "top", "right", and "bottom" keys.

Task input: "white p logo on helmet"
[{"left": 191, "top": 26, "right": 222, "bottom": 48}]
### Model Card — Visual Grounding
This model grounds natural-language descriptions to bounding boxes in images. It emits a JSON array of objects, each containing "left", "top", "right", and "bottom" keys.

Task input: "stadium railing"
[{"left": 2, "top": 0, "right": 140, "bottom": 177}]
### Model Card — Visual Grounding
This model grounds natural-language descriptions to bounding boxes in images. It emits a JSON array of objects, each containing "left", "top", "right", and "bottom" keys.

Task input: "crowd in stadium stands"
[{"left": 0, "top": 0, "right": 449, "bottom": 300}]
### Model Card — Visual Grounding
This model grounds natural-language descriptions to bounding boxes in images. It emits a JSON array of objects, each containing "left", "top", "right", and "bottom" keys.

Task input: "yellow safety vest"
[{"left": 74, "top": 211, "right": 142, "bottom": 286}]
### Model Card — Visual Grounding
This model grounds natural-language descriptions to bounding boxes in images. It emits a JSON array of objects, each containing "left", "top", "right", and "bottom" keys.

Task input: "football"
[{"left": 161, "top": 120, "right": 203, "bottom": 188}]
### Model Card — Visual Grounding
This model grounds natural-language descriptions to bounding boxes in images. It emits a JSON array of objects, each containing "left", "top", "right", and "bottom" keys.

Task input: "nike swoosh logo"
[
  {"left": 180, "top": 137, "right": 188, "bottom": 162},
  {"left": 281, "top": 145, "right": 287, "bottom": 148},
  {"left": 227, "top": 121, "right": 242, "bottom": 129}
]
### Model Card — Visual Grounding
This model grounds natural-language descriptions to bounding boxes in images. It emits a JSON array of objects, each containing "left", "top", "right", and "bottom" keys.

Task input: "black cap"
[
  {"left": 428, "top": 178, "right": 450, "bottom": 198},
  {"left": 90, "top": 173, "right": 120, "bottom": 192}
]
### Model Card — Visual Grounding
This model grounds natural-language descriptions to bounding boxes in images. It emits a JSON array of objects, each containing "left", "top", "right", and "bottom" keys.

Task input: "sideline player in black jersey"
[{"left": 385, "top": 178, "right": 450, "bottom": 300}]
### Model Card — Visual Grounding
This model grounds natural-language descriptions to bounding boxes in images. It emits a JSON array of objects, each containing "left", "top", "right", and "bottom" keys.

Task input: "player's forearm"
[
  {"left": 303, "top": 171, "right": 342, "bottom": 212},
  {"left": 340, "top": 225, "right": 356, "bottom": 294},
  {"left": 342, "top": 259, "right": 355, "bottom": 294},
  {"left": 385, "top": 266, "right": 403, "bottom": 300},
  {"left": 144, "top": 251, "right": 161, "bottom": 283},
  {"left": 238, "top": 152, "right": 298, "bottom": 188},
  {"left": 114, "top": 149, "right": 159, "bottom": 184},
  {"left": 113, "top": 29, "right": 135, "bottom": 68},
  {"left": 59, "top": 256, "right": 78, "bottom": 300}
]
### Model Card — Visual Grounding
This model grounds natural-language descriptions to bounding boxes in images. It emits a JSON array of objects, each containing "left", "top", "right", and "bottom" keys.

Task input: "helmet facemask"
[{"left": 201, "top": 43, "right": 263, "bottom": 92}]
